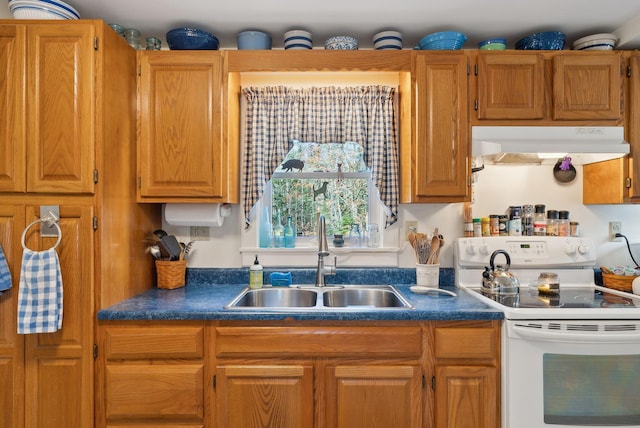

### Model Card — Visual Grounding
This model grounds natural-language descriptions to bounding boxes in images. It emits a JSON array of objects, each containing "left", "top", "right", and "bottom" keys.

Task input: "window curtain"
[{"left": 241, "top": 85, "right": 399, "bottom": 227}]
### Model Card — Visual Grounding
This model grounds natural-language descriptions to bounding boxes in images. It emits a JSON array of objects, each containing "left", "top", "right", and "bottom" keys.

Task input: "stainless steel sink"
[{"left": 224, "top": 285, "right": 414, "bottom": 311}]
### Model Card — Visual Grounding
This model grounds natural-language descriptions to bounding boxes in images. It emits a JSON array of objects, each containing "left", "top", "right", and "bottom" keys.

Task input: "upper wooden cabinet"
[
  {"left": 472, "top": 51, "right": 624, "bottom": 124},
  {"left": 137, "top": 51, "right": 237, "bottom": 202},
  {"left": 0, "top": 23, "right": 95, "bottom": 194},
  {"left": 403, "top": 51, "right": 469, "bottom": 203}
]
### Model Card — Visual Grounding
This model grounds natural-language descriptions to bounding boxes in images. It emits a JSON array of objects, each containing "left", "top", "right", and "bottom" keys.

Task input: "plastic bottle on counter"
[
  {"left": 249, "top": 255, "right": 263, "bottom": 289},
  {"left": 533, "top": 204, "right": 547, "bottom": 236},
  {"left": 558, "top": 210, "right": 570, "bottom": 237},
  {"left": 546, "top": 210, "right": 559, "bottom": 236}
]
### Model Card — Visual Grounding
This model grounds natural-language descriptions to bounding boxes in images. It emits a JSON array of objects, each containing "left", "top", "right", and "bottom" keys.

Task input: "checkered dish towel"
[
  {"left": 17, "top": 248, "right": 63, "bottom": 334},
  {"left": 0, "top": 244, "right": 11, "bottom": 296}
]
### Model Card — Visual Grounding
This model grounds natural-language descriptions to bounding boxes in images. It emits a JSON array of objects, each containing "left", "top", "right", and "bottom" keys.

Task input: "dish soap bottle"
[
  {"left": 284, "top": 216, "right": 296, "bottom": 248},
  {"left": 249, "top": 255, "right": 263, "bottom": 289}
]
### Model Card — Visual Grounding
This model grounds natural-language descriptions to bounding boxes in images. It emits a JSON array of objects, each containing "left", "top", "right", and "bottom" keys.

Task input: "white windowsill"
[{"left": 240, "top": 246, "right": 401, "bottom": 267}]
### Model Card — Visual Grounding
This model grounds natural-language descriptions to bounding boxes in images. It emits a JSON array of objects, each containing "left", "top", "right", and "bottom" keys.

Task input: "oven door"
[{"left": 504, "top": 319, "right": 640, "bottom": 428}]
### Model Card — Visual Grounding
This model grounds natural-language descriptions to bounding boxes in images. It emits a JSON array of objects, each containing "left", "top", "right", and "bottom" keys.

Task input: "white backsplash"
[{"left": 164, "top": 164, "right": 640, "bottom": 269}]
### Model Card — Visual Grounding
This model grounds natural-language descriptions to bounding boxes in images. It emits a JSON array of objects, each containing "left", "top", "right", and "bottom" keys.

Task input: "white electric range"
[{"left": 455, "top": 237, "right": 640, "bottom": 428}]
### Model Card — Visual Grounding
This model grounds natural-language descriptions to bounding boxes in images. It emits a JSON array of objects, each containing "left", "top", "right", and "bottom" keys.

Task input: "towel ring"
[{"left": 21, "top": 218, "right": 62, "bottom": 251}]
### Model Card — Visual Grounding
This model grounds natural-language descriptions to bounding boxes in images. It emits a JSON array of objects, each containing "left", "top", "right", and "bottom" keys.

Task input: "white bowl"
[
  {"left": 284, "top": 30, "right": 313, "bottom": 50},
  {"left": 572, "top": 33, "right": 617, "bottom": 47},
  {"left": 573, "top": 38, "right": 616, "bottom": 50},
  {"left": 373, "top": 30, "right": 402, "bottom": 49},
  {"left": 10, "top": 0, "right": 79, "bottom": 18},
  {"left": 10, "top": 5, "right": 68, "bottom": 19},
  {"left": 324, "top": 36, "right": 358, "bottom": 50}
]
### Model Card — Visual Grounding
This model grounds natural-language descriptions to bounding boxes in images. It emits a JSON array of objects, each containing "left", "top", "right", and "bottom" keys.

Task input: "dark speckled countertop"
[{"left": 97, "top": 268, "right": 504, "bottom": 321}]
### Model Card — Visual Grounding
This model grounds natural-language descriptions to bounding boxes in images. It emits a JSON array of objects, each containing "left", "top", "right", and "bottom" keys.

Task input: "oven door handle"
[{"left": 511, "top": 324, "right": 640, "bottom": 343}]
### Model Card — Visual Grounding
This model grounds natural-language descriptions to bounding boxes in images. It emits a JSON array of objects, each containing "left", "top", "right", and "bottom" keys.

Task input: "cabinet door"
[
  {"left": 26, "top": 24, "right": 95, "bottom": 193},
  {"left": 0, "top": 24, "right": 26, "bottom": 193},
  {"left": 411, "top": 52, "right": 468, "bottom": 201},
  {"left": 138, "top": 52, "right": 225, "bottom": 200},
  {"left": 23, "top": 205, "right": 94, "bottom": 428},
  {"left": 0, "top": 205, "right": 25, "bottom": 428},
  {"left": 325, "top": 364, "right": 423, "bottom": 428},
  {"left": 552, "top": 53, "right": 622, "bottom": 120},
  {"left": 434, "top": 365, "right": 498, "bottom": 428},
  {"left": 216, "top": 364, "right": 314, "bottom": 428},
  {"left": 476, "top": 52, "right": 545, "bottom": 120}
]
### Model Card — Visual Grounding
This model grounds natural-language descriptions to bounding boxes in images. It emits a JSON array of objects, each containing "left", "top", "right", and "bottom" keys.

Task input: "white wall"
[{"left": 164, "top": 163, "right": 640, "bottom": 270}]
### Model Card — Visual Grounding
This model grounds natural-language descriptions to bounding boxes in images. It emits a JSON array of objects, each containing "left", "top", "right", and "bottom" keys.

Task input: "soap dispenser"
[{"left": 249, "top": 255, "right": 263, "bottom": 289}]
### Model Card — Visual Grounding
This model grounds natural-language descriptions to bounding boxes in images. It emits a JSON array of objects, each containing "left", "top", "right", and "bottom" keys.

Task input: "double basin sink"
[{"left": 224, "top": 285, "right": 415, "bottom": 311}]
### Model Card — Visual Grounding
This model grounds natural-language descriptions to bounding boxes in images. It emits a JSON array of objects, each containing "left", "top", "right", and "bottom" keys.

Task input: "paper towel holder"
[{"left": 164, "top": 203, "right": 232, "bottom": 227}]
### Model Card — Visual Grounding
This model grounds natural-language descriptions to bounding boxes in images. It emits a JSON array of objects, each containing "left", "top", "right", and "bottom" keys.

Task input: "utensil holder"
[
  {"left": 155, "top": 259, "right": 187, "bottom": 289},
  {"left": 416, "top": 263, "right": 439, "bottom": 287}
]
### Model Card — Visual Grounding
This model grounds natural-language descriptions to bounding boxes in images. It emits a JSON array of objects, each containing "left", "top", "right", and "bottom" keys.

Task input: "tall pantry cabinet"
[{"left": 0, "top": 20, "right": 160, "bottom": 428}]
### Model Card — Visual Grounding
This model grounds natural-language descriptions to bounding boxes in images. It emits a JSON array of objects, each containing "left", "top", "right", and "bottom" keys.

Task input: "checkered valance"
[{"left": 241, "top": 85, "right": 399, "bottom": 227}]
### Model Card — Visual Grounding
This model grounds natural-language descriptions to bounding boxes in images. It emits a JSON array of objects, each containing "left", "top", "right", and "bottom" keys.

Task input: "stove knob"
[
  {"left": 479, "top": 244, "right": 490, "bottom": 255},
  {"left": 578, "top": 244, "right": 589, "bottom": 255},
  {"left": 564, "top": 244, "right": 577, "bottom": 255},
  {"left": 466, "top": 244, "right": 476, "bottom": 255}
]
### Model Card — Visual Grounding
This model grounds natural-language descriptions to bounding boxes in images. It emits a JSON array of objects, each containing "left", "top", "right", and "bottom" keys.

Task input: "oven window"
[{"left": 543, "top": 354, "right": 640, "bottom": 425}]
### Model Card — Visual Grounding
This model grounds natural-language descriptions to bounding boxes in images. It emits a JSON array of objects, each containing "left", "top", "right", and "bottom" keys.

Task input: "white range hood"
[{"left": 472, "top": 126, "right": 630, "bottom": 165}]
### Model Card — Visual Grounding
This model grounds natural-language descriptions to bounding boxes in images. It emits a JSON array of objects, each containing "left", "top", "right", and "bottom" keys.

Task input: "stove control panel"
[{"left": 455, "top": 237, "right": 595, "bottom": 268}]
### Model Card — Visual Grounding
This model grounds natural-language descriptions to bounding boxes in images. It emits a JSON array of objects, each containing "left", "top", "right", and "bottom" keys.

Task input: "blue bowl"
[
  {"left": 237, "top": 30, "right": 272, "bottom": 50},
  {"left": 418, "top": 31, "right": 467, "bottom": 50},
  {"left": 166, "top": 27, "right": 219, "bottom": 50},
  {"left": 515, "top": 31, "right": 565, "bottom": 50}
]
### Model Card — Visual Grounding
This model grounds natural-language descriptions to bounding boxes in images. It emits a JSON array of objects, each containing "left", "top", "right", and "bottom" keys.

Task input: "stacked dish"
[
  {"left": 238, "top": 30, "right": 272, "bottom": 50},
  {"left": 325, "top": 36, "right": 358, "bottom": 50},
  {"left": 284, "top": 30, "right": 312, "bottom": 50},
  {"left": 572, "top": 33, "right": 617, "bottom": 50},
  {"left": 373, "top": 31, "right": 402, "bottom": 50},
  {"left": 478, "top": 38, "right": 507, "bottom": 50},
  {"left": 515, "top": 31, "right": 566, "bottom": 50},
  {"left": 417, "top": 31, "right": 466, "bottom": 50},
  {"left": 166, "top": 28, "right": 220, "bottom": 50},
  {"left": 8, "top": 0, "right": 79, "bottom": 19}
]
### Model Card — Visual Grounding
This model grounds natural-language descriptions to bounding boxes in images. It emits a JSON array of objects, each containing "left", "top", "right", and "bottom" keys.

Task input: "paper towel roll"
[{"left": 164, "top": 203, "right": 231, "bottom": 227}]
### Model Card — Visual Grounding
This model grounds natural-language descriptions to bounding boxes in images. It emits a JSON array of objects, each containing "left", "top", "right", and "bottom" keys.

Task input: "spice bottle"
[
  {"left": 490, "top": 215, "right": 500, "bottom": 236},
  {"left": 570, "top": 221, "right": 580, "bottom": 237},
  {"left": 546, "top": 210, "right": 559, "bottom": 236},
  {"left": 481, "top": 217, "right": 491, "bottom": 237},
  {"left": 508, "top": 206, "right": 522, "bottom": 236},
  {"left": 558, "top": 210, "right": 570, "bottom": 237},
  {"left": 498, "top": 215, "right": 508, "bottom": 236},
  {"left": 473, "top": 218, "right": 482, "bottom": 237},
  {"left": 533, "top": 204, "right": 547, "bottom": 236},
  {"left": 522, "top": 205, "right": 534, "bottom": 236},
  {"left": 249, "top": 255, "right": 263, "bottom": 289}
]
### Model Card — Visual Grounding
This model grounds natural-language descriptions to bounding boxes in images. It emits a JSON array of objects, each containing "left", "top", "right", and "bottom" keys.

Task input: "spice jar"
[
  {"left": 537, "top": 272, "right": 560, "bottom": 295},
  {"left": 490, "top": 215, "right": 500, "bottom": 236},
  {"left": 533, "top": 204, "right": 547, "bottom": 236},
  {"left": 558, "top": 210, "right": 570, "bottom": 237},
  {"left": 481, "top": 217, "right": 491, "bottom": 237},
  {"left": 498, "top": 215, "right": 508, "bottom": 236},
  {"left": 570, "top": 221, "right": 580, "bottom": 237},
  {"left": 473, "top": 218, "right": 482, "bottom": 237},
  {"left": 546, "top": 210, "right": 559, "bottom": 236}
]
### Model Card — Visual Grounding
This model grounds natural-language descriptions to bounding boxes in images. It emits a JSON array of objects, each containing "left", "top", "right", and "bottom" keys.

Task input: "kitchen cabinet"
[
  {"left": 97, "top": 322, "right": 207, "bottom": 427},
  {"left": 0, "top": 23, "right": 95, "bottom": 194},
  {"left": 98, "top": 320, "right": 499, "bottom": 428},
  {"left": 215, "top": 322, "right": 424, "bottom": 428},
  {"left": 431, "top": 320, "right": 501, "bottom": 428},
  {"left": 583, "top": 52, "right": 639, "bottom": 204},
  {"left": 0, "top": 20, "right": 160, "bottom": 428},
  {"left": 472, "top": 51, "right": 623, "bottom": 123},
  {"left": 137, "top": 51, "right": 238, "bottom": 203},
  {"left": 403, "top": 51, "right": 469, "bottom": 203}
]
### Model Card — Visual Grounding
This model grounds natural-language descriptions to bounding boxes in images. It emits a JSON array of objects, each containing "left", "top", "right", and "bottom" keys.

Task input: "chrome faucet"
[{"left": 315, "top": 215, "right": 336, "bottom": 287}]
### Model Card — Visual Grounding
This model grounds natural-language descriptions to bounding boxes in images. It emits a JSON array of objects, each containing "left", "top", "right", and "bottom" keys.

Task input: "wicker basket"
[
  {"left": 155, "top": 259, "right": 187, "bottom": 290},
  {"left": 601, "top": 273, "right": 634, "bottom": 292}
]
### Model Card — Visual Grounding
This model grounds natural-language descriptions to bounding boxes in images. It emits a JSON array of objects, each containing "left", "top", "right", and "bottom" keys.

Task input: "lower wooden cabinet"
[{"left": 97, "top": 320, "right": 500, "bottom": 428}]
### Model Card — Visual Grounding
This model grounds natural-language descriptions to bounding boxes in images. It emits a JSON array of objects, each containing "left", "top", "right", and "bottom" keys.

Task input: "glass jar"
[
  {"left": 533, "top": 204, "right": 547, "bottom": 236},
  {"left": 546, "top": 210, "right": 559, "bottom": 236},
  {"left": 558, "top": 210, "right": 570, "bottom": 237},
  {"left": 146, "top": 36, "right": 162, "bottom": 50},
  {"left": 366, "top": 224, "right": 379, "bottom": 248},
  {"left": 570, "top": 221, "right": 580, "bottom": 237},
  {"left": 537, "top": 272, "right": 560, "bottom": 295},
  {"left": 125, "top": 28, "right": 141, "bottom": 50},
  {"left": 349, "top": 224, "right": 362, "bottom": 247}
]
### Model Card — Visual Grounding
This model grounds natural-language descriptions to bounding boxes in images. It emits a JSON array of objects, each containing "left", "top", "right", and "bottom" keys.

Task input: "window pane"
[{"left": 279, "top": 141, "right": 368, "bottom": 173}]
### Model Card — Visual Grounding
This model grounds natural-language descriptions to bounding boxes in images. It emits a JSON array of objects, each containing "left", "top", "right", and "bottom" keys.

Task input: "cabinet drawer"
[
  {"left": 434, "top": 327, "right": 498, "bottom": 361},
  {"left": 106, "top": 365, "right": 204, "bottom": 420},
  {"left": 105, "top": 326, "right": 204, "bottom": 360},
  {"left": 216, "top": 326, "right": 422, "bottom": 358}
]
